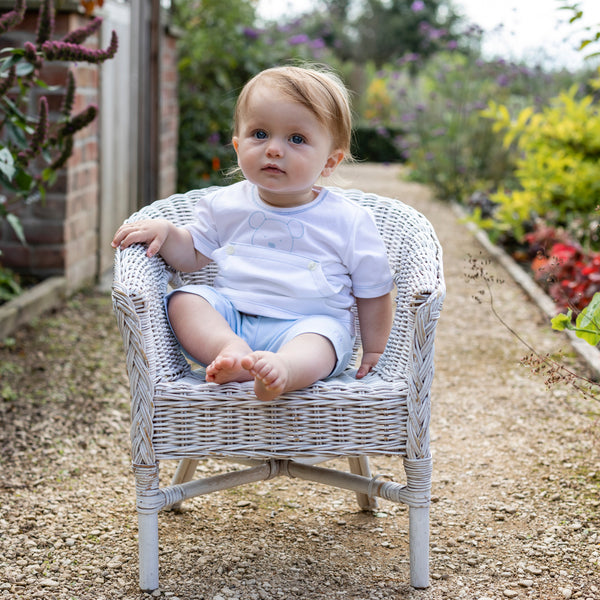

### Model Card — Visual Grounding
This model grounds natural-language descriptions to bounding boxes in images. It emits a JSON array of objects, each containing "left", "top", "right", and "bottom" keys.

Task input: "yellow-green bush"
[{"left": 479, "top": 74, "right": 600, "bottom": 245}]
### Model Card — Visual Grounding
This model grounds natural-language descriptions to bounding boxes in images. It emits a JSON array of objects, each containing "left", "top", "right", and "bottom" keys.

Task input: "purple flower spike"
[
  {"left": 50, "top": 136, "right": 74, "bottom": 170},
  {"left": 0, "top": 0, "right": 25, "bottom": 35},
  {"left": 36, "top": 0, "right": 56, "bottom": 49},
  {"left": 42, "top": 30, "right": 118, "bottom": 64},
  {"left": 61, "top": 71, "right": 75, "bottom": 117},
  {"left": 19, "top": 97, "right": 50, "bottom": 163},
  {"left": 60, "top": 104, "right": 98, "bottom": 138},
  {"left": 62, "top": 16, "right": 103, "bottom": 45},
  {"left": 23, "top": 42, "right": 43, "bottom": 69},
  {"left": 411, "top": 1, "right": 425, "bottom": 12}
]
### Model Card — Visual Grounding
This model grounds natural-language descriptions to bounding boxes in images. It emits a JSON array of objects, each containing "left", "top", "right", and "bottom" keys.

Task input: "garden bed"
[
  {"left": 0, "top": 276, "right": 66, "bottom": 340},
  {"left": 456, "top": 204, "right": 600, "bottom": 379}
]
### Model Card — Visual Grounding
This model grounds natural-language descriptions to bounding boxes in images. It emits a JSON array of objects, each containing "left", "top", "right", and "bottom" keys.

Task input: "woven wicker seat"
[{"left": 112, "top": 186, "right": 445, "bottom": 591}]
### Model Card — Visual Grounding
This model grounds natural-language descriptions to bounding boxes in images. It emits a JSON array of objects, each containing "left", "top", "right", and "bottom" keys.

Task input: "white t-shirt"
[{"left": 185, "top": 181, "right": 394, "bottom": 333}]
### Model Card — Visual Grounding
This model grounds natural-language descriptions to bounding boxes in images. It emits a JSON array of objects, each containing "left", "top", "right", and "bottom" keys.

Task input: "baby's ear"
[
  {"left": 321, "top": 149, "right": 344, "bottom": 177},
  {"left": 232, "top": 137, "right": 239, "bottom": 154}
]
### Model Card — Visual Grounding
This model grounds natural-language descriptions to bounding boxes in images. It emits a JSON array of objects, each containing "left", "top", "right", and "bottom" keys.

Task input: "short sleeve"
[
  {"left": 347, "top": 208, "right": 395, "bottom": 298},
  {"left": 184, "top": 191, "right": 220, "bottom": 258}
]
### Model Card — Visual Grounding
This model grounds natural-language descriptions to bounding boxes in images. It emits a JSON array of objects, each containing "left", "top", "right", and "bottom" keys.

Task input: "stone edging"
[
  {"left": 454, "top": 204, "right": 600, "bottom": 379},
  {"left": 0, "top": 276, "right": 67, "bottom": 340}
]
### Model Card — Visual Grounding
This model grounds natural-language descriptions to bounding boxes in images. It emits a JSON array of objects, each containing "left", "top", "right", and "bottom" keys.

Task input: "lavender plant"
[{"left": 0, "top": 0, "right": 117, "bottom": 246}]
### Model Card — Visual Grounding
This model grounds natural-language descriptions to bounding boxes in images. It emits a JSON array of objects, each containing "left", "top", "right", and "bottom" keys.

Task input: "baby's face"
[{"left": 232, "top": 84, "right": 343, "bottom": 208}]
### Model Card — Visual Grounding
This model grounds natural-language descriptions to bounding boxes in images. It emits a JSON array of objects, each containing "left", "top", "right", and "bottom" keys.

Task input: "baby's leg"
[
  {"left": 240, "top": 333, "right": 336, "bottom": 402},
  {"left": 167, "top": 292, "right": 253, "bottom": 384}
]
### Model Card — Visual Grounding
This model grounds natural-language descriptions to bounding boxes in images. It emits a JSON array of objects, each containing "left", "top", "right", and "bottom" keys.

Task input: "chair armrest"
[
  {"left": 376, "top": 228, "right": 445, "bottom": 461},
  {"left": 112, "top": 243, "right": 190, "bottom": 383},
  {"left": 377, "top": 220, "right": 445, "bottom": 380},
  {"left": 112, "top": 243, "right": 191, "bottom": 466}
]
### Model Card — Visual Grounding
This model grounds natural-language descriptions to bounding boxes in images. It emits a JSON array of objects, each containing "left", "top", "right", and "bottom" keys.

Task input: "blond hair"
[{"left": 233, "top": 65, "right": 353, "bottom": 157}]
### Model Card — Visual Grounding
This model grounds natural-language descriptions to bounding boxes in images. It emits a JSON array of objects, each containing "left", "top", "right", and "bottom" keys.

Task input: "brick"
[
  {"left": 64, "top": 231, "right": 96, "bottom": 277},
  {"left": 19, "top": 220, "right": 64, "bottom": 245},
  {"left": 64, "top": 196, "right": 96, "bottom": 224},
  {"left": 83, "top": 140, "right": 98, "bottom": 162},
  {"left": 0, "top": 243, "right": 31, "bottom": 269},
  {"left": 65, "top": 256, "right": 96, "bottom": 292},
  {"left": 65, "top": 209, "right": 97, "bottom": 242},
  {"left": 33, "top": 195, "right": 67, "bottom": 219},
  {"left": 74, "top": 65, "right": 99, "bottom": 90},
  {"left": 32, "top": 245, "right": 65, "bottom": 270},
  {"left": 40, "top": 63, "right": 70, "bottom": 87}
]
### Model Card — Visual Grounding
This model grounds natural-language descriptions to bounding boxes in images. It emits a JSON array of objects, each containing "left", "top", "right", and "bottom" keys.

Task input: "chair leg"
[
  {"left": 347, "top": 456, "right": 378, "bottom": 510},
  {"left": 409, "top": 506, "right": 429, "bottom": 588},
  {"left": 134, "top": 464, "right": 162, "bottom": 592},
  {"left": 138, "top": 510, "right": 160, "bottom": 592},
  {"left": 169, "top": 459, "right": 199, "bottom": 511}
]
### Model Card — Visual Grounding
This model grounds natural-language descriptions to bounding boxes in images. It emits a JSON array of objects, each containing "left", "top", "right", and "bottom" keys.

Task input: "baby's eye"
[
  {"left": 253, "top": 130, "right": 268, "bottom": 140},
  {"left": 289, "top": 134, "right": 305, "bottom": 145}
]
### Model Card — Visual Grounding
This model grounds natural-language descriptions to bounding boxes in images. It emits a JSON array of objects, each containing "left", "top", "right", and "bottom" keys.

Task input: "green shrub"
[
  {"left": 359, "top": 45, "right": 586, "bottom": 202},
  {"left": 351, "top": 126, "right": 405, "bottom": 162},
  {"left": 479, "top": 76, "right": 600, "bottom": 245}
]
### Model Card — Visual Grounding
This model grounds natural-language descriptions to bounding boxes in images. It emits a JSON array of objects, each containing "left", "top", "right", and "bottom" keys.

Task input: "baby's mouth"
[{"left": 262, "top": 164, "right": 284, "bottom": 174}]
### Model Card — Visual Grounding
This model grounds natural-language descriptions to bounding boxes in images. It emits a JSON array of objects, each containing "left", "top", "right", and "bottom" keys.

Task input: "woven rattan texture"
[{"left": 112, "top": 187, "right": 445, "bottom": 465}]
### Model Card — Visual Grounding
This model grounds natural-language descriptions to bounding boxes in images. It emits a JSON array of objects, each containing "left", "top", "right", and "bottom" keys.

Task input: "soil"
[{"left": 0, "top": 163, "right": 598, "bottom": 600}]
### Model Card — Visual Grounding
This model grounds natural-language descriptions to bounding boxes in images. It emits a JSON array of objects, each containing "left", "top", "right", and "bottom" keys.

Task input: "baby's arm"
[
  {"left": 111, "top": 218, "right": 210, "bottom": 272},
  {"left": 355, "top": 293, "right": 393, "bottom": 379}
]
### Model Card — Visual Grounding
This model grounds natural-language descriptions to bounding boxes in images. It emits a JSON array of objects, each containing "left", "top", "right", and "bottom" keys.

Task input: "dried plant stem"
[{"left": 467, "top": 253, "right": 600, "bottom": 403}]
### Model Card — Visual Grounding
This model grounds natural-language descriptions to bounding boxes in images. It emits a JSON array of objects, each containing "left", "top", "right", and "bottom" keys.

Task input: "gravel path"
[{"left": 0, "top": 163, "right": 598, "bottom": 600}]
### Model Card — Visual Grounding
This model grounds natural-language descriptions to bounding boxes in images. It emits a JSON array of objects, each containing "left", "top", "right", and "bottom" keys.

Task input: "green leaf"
[
  {"left": 15, "top": 62, "right": 34, "bottom": 77},
  {"left": 0, "top": 147, "right": 15, "bottom": 180},
  {"left": 551, "top": 311, "right": 573, "bottom": 332},
  {"left": 569, "top": 10, "right": 584, "bottom": 23},
  {"left": 5, "top": 119, "right": 29, "bottom": 148},
  {"left": 6, "top": 213, "right": 26, "bottom": 246},
  {"left": 574, "top": 292, "right": 600, "bottom": 346}
]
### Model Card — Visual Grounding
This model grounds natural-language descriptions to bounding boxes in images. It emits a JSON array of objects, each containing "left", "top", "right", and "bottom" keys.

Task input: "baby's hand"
[
  {"left": 356, "top": 352, "right": 382, "bottom": 379},
  {"left": 111, "top": 219, "right": 171, "bottom": 258}
]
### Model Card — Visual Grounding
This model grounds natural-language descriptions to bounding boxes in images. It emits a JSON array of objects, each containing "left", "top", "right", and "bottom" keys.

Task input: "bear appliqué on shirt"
[{"left": 249, "top": 211, "right": 304, "bottom": 251}]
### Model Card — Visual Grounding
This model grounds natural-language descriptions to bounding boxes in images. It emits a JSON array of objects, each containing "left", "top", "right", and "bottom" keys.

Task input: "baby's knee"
[{"left": 167, "top": 291, "right": 209, "bottom": 322}]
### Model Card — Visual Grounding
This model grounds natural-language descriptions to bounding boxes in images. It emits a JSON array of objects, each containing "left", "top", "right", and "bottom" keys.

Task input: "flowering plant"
[
  {"left": 525, "top": 225, "right": 600, "bottom": 314},
  {"left": 0, "top": 0, "right": 117, "bottom": 243}
]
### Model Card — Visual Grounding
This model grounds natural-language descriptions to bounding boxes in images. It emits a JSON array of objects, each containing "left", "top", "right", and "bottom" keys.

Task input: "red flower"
[{"left": 550, "top": 242, "right": 579, "bottom": 263}]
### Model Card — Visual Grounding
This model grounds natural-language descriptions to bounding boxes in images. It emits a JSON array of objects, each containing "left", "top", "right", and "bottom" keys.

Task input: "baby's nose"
[{"left": 266, "top": 140, "right": 283, "bottom": 157}]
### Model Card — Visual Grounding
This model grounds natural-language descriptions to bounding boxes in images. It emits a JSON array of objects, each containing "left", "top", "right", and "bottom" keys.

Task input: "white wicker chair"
[{"left": 111, "top": 186, "right": 445, "bottom": 591}]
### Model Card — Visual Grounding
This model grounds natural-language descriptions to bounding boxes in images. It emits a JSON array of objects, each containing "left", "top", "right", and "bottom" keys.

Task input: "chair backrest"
[{"left": 119, "top": 185, "right": 444, "bottom": 382}]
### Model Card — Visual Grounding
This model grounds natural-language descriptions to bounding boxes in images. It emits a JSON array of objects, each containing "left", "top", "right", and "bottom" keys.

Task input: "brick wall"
[{"left": 0, "top": 3, "right": 179, "bottom": 291}]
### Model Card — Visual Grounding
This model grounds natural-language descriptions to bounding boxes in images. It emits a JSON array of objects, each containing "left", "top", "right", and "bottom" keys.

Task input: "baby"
[{"left": 112, "top": 65, "right": 394, "bottom": 401}]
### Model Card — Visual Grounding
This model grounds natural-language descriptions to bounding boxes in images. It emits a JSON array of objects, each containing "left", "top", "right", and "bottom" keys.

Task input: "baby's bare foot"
[
  {"left": 206, "top": 344, "right": 254, "bottom": 384},
  {"left": 241, "top": 351, "right": 290, "bottom": 402}
]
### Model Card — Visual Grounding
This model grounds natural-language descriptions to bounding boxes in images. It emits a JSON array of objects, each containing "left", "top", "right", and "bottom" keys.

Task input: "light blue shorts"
[{"left": 165, "top": 285, "right": 355, "bottom": 378}]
